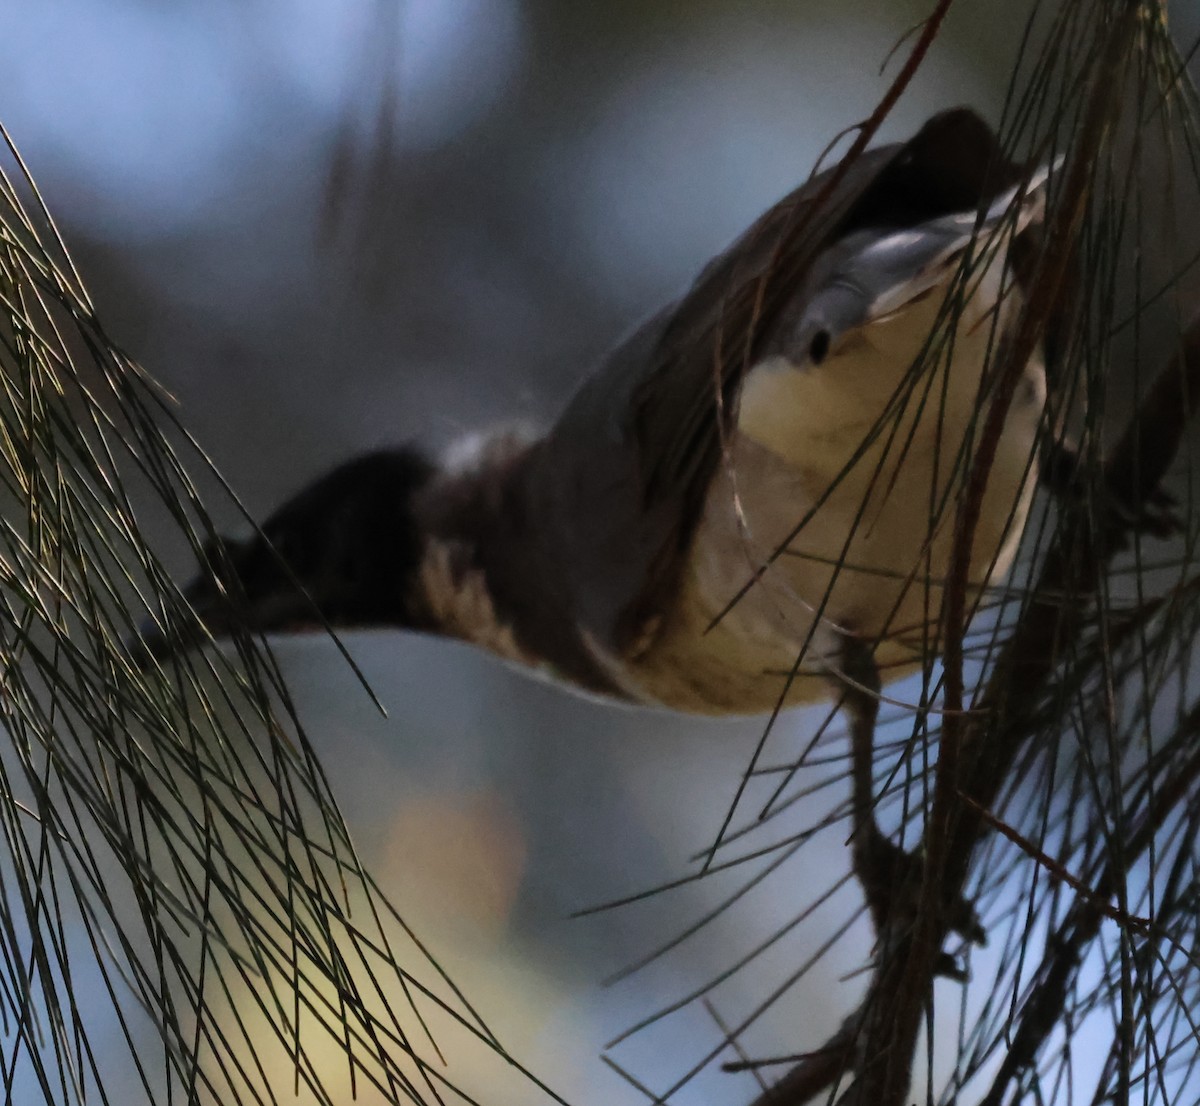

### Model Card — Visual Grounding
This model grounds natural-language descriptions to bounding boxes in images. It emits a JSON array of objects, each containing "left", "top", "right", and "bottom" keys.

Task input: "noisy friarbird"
[{"left": 137, "top": 109, "right": 1095, "bottom": 957}]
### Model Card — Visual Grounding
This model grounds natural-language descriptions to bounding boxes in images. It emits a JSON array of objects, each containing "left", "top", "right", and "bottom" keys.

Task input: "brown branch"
[
  {"left": 956, "top": 790, "right": 1151, "bottom": 933},
  {"left": 743, "top": 1014, "right": 861, "bottom": 1105},
  {"left": 850, "top": 6, "right": 1147, "bottom": 1103}
]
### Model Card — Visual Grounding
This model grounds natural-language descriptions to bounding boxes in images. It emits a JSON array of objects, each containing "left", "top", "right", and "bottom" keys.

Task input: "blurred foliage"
[{"left": 0, "top": 126, "right": 566, "bottom": 1104}]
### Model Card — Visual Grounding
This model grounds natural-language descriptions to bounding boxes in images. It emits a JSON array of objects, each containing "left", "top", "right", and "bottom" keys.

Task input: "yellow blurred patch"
[{"left": 378, "top": 788, "right": 527, "bottom": 940}]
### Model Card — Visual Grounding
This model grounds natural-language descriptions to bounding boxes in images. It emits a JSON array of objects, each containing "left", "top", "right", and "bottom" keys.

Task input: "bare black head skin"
[{"left": 134, "top": 448, "right": 438, "bottom": 666}]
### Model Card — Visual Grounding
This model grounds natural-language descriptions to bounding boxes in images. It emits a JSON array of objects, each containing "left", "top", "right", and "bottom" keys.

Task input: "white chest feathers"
[{"left": 624, "top": 277, "right": 1046, "bottom": 714}]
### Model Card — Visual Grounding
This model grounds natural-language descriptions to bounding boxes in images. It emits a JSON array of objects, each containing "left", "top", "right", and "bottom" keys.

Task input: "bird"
[{"left": 137, "top": 108, "right": 1072, "bottom": 953}]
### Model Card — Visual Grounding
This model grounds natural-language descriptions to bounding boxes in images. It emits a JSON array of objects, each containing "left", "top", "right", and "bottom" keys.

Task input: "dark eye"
[{"left": 808, "top": 329, "right": 831, "bottom": 364}]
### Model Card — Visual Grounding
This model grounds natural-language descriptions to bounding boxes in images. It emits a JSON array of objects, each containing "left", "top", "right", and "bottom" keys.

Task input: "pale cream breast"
[{"left": 626, "top": 267, "right": 1045, "bottom": 715}]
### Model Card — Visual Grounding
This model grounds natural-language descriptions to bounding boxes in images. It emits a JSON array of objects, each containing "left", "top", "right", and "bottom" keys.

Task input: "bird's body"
[
  {"left": 387, "top": 150, "right": 1051, "bottom": 715},
  {"left": 612, "top": 239, "right": 1046, "bottom": 713},
  {"left": 144, "top": 109, "right": 1056, "bottom": 721}
]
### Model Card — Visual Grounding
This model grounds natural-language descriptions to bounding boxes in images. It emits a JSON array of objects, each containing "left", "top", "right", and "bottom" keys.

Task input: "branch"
[
  {"left": 847, "top": 6, "right": 1146, "bottom": 1102},
  {"left": 743, "top": 308, "right": 1200, "bottom": 1106}
]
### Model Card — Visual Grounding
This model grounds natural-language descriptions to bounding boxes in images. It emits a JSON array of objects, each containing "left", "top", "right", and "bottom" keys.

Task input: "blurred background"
[{"left": 4, "top": 2, "right": 1200, "bottom": 1103}]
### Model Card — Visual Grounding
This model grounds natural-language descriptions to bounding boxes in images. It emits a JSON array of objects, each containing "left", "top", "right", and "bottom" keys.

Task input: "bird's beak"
[{"left": 128, "top": 532, "right": 322, "bottom": 670}]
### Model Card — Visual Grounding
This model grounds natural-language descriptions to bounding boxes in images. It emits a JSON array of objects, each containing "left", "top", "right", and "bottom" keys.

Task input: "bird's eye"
[{"left": 808, "top": 329, "right": 831, "bottom": 365}]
